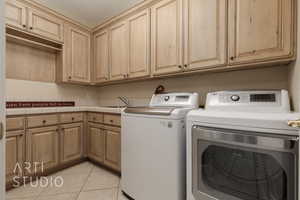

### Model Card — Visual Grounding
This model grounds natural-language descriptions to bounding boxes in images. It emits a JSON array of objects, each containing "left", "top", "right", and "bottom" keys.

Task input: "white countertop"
[{"left": 6, "top": 106, "right": 123, "bottom": 116}]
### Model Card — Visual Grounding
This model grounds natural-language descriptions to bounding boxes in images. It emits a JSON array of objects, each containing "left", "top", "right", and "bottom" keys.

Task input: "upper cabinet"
[
  {"left": 5, "top": 0, "right": 27, "bottom": 30},
  {"left": 64, "top": 23, "right": 91, "bottom": 83},
  {"left": 228, "top": 0, "right": 295, "bottom": 65},
  {"left": 6, "top": 0, "right": 296, "bottom": 86},
  {"left": 151, "top": 0, "right": 183, "bottom": 76},
  {"left": 109, "top": 21, "right": 129, "bottom": 81},
  {"left": 183, "top": 0, "right": 226, "bottom": 71},
  {"left": 128, "top": 9, "right": 151, "bottom": 78},
  {"left": 5, "top": 0, "right": 64, "bottom": 42},
  {"left": 27, "top": 7, "right": 64, "bottom": 42},
  {"left": 93, "top": 30, "right": 109, "bottom": 83}
]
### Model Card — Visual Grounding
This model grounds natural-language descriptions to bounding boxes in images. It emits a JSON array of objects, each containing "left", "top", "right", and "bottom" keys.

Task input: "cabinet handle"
[
  {"left": 22, "top": 24, "right": 26, "bottom": 28},
  {"left": 178, "top": 65, "right": 182, "bottom": 69},
  {"left": 230, "top": 56, "right": 235, "bottom": 61},
  {"left": 184, "top": 64, "right": 188, "bottom": 68},
  {"left": 29, "top": 27, "right": 33, "bottom": 30},
  {"left": 42, "top": 120, "right": 46, "bottom": 124}
]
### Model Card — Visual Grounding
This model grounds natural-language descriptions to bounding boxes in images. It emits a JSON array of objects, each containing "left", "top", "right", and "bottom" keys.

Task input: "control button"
[
  {"left": 231, "top": 95, "right": 240, "bottom": 102},
  {"left": 164, "top": 96, "right": 170, "bottom": 102}
]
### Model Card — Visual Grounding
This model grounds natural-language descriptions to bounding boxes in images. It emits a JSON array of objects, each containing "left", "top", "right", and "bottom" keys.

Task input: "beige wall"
[
  {"left": 6, "top": 79, "right": 99, "bottom": 106},
  {"left": 97, "top": 66, "right": 289, "bottom": 107},
  {"left": 288, "top": 0, "right": 300, "bottom": 112}
]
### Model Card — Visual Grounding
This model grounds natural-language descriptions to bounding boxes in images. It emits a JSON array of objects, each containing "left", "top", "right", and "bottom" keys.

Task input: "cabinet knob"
[
  {"left": 68, "top": 76, "right": 72, "bottom": 80},
  {"left": 230, "top": 56, "right": 235, "bottom": 61},
  {"left": 123, "top": 74, "right": 126, "bottom": 78},
  {"left": 184, "top": 64, "right": 188, "bottom": 68},
  {"left": 29, "top": 27, "right": 33, "bottom": 30},
  {"left": 22, "top": 24, "right": 26, "bottom": 28},
  {"left": 72, "top": 117, "right": 75, "bottom": 121},
  {"left": 42, "top": 120, "right": 46, "bottom": 124},
  {"left": 110, "top": 120, "right": 114, "bottom": 123},
  {"left": 178, "top": 65, "right": 182, "bottom": 69}
]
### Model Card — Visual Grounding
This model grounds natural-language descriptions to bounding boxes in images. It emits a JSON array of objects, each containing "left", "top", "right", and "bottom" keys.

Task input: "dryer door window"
[{"left": 191, "top": 126, "right": 298, "bottom": 200}]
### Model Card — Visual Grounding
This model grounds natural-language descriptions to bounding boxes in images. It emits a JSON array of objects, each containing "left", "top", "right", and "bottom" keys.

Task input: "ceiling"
[{"left": 34, "top": 0, "right": 145, "bottom": 28}]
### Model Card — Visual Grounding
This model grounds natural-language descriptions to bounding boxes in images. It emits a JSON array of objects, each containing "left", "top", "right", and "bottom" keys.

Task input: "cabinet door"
[
  {"left": 60, "top": 123, "right": 83, "bottom": 164},
  {"left": 151, "top": 0, "right": 183, "bottom": 75},
  {"left": 87, "top": 124, "right": 105, "bottom": 163},
  {"left": 65, "top": 24, "right": 91, "bottom": 83},
  {"left": 109, "top": 21, "right": 129, "bottom": 81},
  {"left": 26, "top": 126, "right": 59, "bottom": 174},
  {"left": 104, "top": 130, "right": 121, "bottom": 171},
  {"left": 6, "top": 131, "right": 24, "bottom": 185},
  {"left": 94, "top": 30, "right": 109, "bottom": 83},
  {"left": 128, "top": 9, "right": 150, "bottom": 78},
  {"left": 5, "top": 0, "right": 27, "bottom": 30},
  {"left": 27, "top": 7, "right": 64, "bottom": 42},
  {"left": 184, "top": 0, "right": 226, "bottom": 70},
  {"left": 228, "top": 0, "right": 294, "bottom": 64}
]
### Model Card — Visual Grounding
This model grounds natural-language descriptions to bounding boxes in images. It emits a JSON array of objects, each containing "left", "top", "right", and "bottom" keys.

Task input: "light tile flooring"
[{"left": 6, "top": 162, "right": 128, "bottom": 200}]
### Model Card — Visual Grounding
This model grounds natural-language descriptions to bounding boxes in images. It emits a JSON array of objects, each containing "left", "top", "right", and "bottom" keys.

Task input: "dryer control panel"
[{"left": 206, "top": 90, "right": 291, "bottom": 113}]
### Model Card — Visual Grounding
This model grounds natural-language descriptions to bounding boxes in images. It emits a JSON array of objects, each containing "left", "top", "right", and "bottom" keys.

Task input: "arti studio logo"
[{"left": 12, "top": 162, "right": 64, "bottom": 188}]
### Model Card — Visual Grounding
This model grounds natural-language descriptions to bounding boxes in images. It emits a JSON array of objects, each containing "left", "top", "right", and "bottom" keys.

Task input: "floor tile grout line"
[{"left": 74, "top": 162, "right": 95, "bottom": 200}]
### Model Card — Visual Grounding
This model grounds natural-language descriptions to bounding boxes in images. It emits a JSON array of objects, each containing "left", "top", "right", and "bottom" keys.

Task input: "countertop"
[{"left": 6, "top": 106, "right": 123, "bottom": 116}]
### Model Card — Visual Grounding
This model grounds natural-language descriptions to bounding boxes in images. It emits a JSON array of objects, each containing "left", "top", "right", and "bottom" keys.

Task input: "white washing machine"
[
  {"left": 121, "top": 92, "right": 199, "bottom": 200},
  {"left": 187, "top": 90, "right": 300, "bottom": 200}
]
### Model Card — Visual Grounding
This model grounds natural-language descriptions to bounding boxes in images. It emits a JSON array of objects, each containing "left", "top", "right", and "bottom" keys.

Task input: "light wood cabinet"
[
  {"left": 27, "top": 7, "right": 64, "bottom": 42},
  {"left": 5, "top": 0, "right": 27, "bottom": 30},
  {"left": 6, "top": 130, "right": 24, "bottom": 185},
  {"left": 128, "top": 9, "right": 150, "bottom": 78},
  {"left": 104, "top": 130, "right": 121, "bottom": 171},
  {"left": 6, "top": 117, "right": 24, "bottom": 131},
  {"left": 60, "top": 123, "right": 83, "bottom": 164},
  {"left": 87, "top": 113, "right": 121, "bottom": 172},
  {"left": 184, "top": 0, "right": 226, "bottom": 71},
  {"left": 26, "top": 126, "right": 59, "bottom": 174},
  {"left": 5, "top": 0, "right": 64, "bottom": 42},
  {"left": 151, "top": 0, "right": 183, "bottom": 75},
  {"left": 27, "top": 114, "right": 59, "bottom": 128},
  {"left": 109, "top": 21, "right": 129, "bottom": 81},
  {"left": 228, "top": 0, "right": 295, "bottom": 65},
  {"left": 87, "top": 123, "right": 105, "bottom": 163},
  {"left": 65, "top": 23, "right": 91, "bottom": 83},
  {"left": 94, "top": 30, "right": 109, "bottom": 83}
]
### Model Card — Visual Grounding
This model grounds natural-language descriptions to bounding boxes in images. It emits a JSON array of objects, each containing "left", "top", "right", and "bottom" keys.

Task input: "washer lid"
[{"left": 124, "top": 107, "right": 177, "bottom": 116}]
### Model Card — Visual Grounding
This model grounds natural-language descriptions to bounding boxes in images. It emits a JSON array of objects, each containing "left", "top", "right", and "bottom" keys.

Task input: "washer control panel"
[{"left": 150, "top": 93, "right": 199, "bottom": 108}]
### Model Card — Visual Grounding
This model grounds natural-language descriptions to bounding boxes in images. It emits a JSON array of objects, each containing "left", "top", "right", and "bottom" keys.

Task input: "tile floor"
[{"left": 6, "top": 162, "right": 127, "bottom": 200}]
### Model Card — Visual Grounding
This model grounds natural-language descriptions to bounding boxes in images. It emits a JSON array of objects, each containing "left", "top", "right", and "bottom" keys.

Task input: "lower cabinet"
[
  {"left": 26, "top": 126, "right": 59, "bottom": 175},
  {"left": 104, "top": 130, "right": 121, "bottom": 171},
  {"left": 87, "top": 123, "right": 105, "bottom": 163},
  {"left": 6, "top": 130, "right": 24, "bottom": 185},
  {"left": 60, "top": 123, "right": 84, "bottom": 164},
  {"left": 87, "top": 121, "right": 121, "bottom": 172}
]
